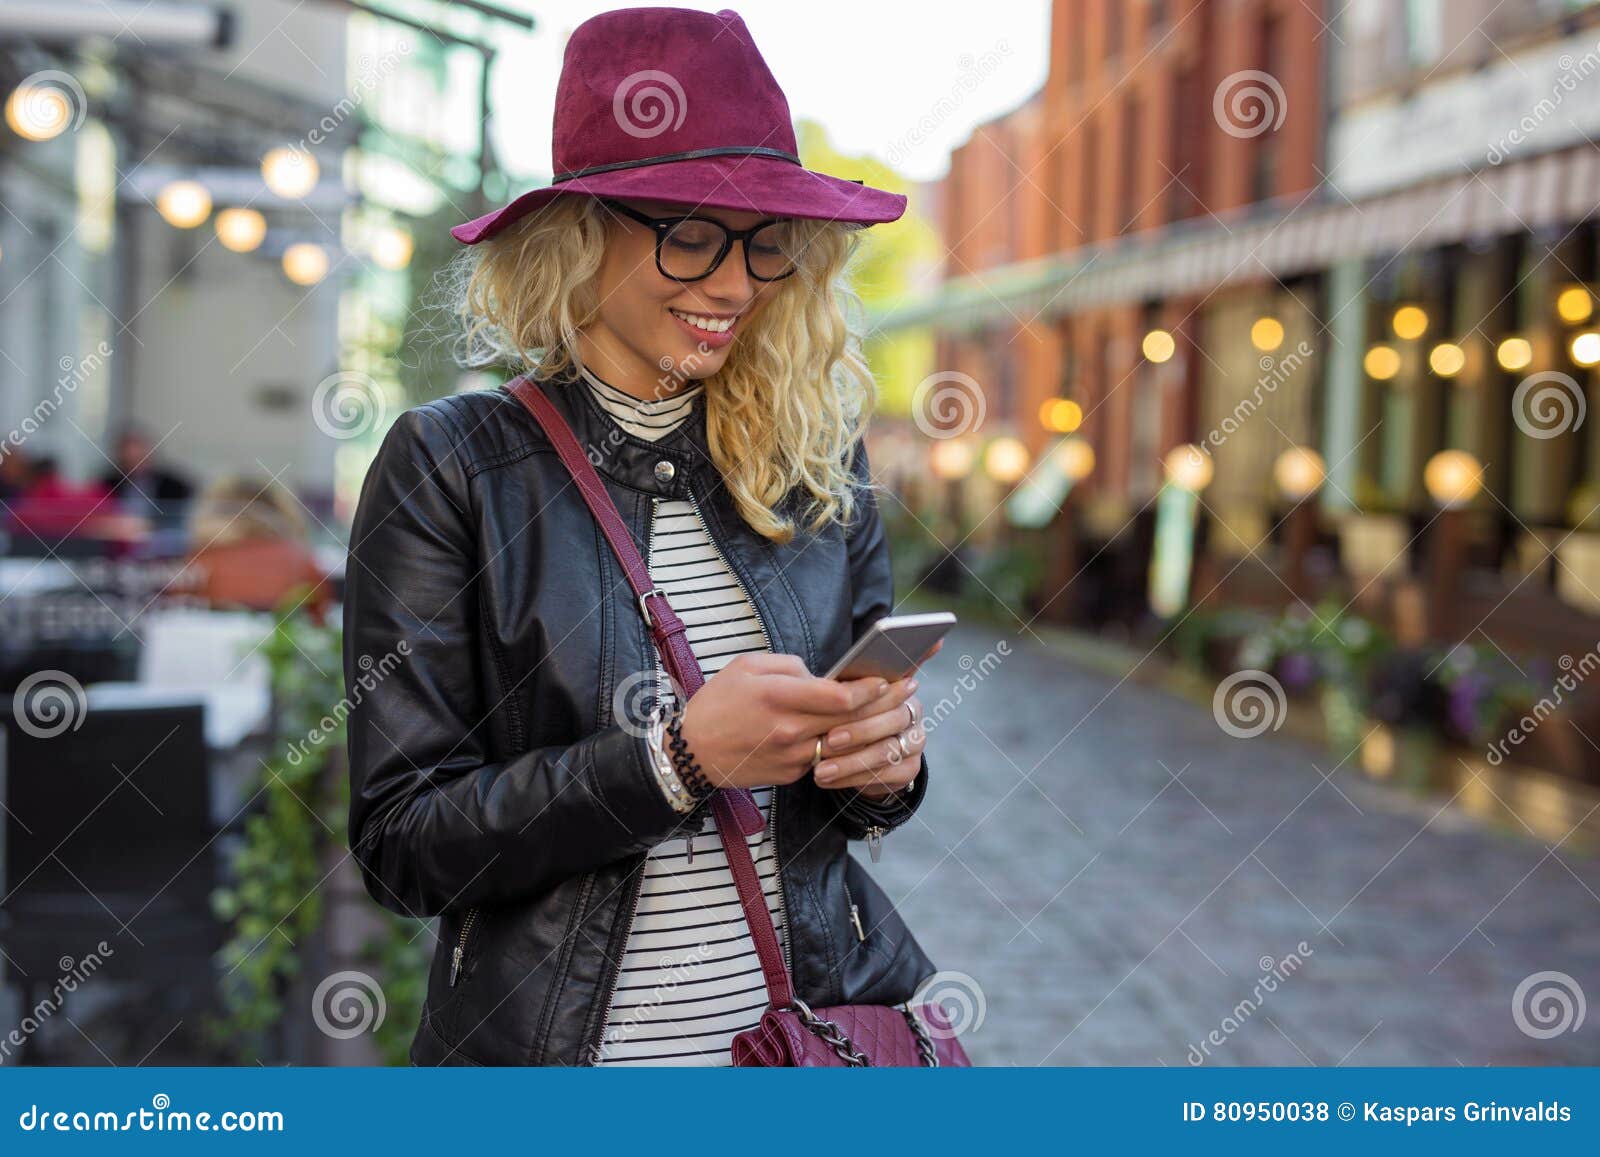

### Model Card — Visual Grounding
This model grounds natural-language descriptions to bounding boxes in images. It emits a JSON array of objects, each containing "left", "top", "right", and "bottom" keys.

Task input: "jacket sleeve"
[
  {"left": 827, "top": 438, "right": 931, "bottom": 841},
  {"left": 344, "top": 405, "right": 690, "bottom": 919}
]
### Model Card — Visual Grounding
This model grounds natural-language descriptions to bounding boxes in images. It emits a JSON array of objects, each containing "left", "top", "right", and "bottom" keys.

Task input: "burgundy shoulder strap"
[
  {"left": 505, "top": 378, "right": 777, "bottom": 835},
  {"left": 505, "top": 375, "right": 795, "bottom": 1008}
]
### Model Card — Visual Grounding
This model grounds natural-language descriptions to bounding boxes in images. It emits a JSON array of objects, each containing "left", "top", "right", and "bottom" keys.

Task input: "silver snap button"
[{"left": 654, "top": 459, "right": 676, "bottom": 484}]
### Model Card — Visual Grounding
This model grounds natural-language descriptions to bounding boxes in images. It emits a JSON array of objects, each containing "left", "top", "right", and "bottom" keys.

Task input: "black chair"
[{"left": 0, "top": 702, "right": 219, "bottom": 1063}]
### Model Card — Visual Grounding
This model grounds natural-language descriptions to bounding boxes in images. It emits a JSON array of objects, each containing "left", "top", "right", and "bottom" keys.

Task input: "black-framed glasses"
[{"left": 600, "top": 198, "right": 803, "bottom": 283}]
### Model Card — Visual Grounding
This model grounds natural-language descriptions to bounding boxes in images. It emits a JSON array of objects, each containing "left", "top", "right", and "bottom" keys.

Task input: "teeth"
[{"left": 670, "top": 308, "right": 737, "bottom": 333}]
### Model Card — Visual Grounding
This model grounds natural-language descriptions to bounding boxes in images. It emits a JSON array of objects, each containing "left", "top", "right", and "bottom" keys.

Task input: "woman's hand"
[
  {"left": 811, "top": 674, "right": 925, "bottom": 797},
  {"left": 677, "top": 653, "right": 895, "bottom": 790},
  {"left": 812, "top": 637, "right": 942, "bottom": 799}
]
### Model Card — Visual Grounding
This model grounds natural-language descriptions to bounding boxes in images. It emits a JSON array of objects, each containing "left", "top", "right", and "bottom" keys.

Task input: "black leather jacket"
[{"left": 343, "top": 364, "right": 938, "bottom": 1065}]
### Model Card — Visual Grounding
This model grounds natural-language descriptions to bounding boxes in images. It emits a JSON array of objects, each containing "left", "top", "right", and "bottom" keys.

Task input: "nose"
[{"left": 698, "top": 239, "right": 756, "bottom": 302}]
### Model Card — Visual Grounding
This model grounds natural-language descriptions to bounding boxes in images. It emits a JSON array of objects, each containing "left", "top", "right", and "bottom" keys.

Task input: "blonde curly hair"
[{"left": 448, "top": 195, "right": 878, "bottom": 543}]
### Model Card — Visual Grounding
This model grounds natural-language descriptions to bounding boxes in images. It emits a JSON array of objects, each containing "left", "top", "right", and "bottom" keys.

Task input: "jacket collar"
[{"left": 520, "top": 361, "right": 713, "bottom": 500}]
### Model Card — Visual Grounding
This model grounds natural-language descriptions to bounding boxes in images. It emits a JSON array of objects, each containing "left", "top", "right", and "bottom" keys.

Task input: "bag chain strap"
[
  {"left": 902, "top": 1003, "right": 941, "bottom": 1067},
  {"left": 790, "top": 997, "right": 870, "bottom": 1066},
  {"left": 790, "top": 997, "right": 940, "bottom": 1067}
]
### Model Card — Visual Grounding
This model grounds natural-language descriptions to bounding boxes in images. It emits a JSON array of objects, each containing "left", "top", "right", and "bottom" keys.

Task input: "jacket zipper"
[
  {"left": 844, "top": 878, "right": 866, "bottom": 942},
  {"left": 588, "top": 494, "right": 663, "bottom": 1063},
  {"left": 589, "top": 485, "right": 792, "bottom": 1063},
  {"left": 684, "top": 484, "right": 789, "bottom": 982},
  {"left": 682, "top": 486, "right": 774, "bottom": 652},
  {"left": 448, "top": 907, "right": 479, "bottom": 987}
]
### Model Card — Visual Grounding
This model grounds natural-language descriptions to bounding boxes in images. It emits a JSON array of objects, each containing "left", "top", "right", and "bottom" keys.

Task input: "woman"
[
  {"left": 345, "top": 6, "right": 944, "bottom": 1067},
  {"left": 186, "top": 478, "right": 331, "bottom": 620}
]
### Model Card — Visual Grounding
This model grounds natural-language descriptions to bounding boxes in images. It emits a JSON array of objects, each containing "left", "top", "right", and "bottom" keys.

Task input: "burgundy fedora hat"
[{"left": 450, "top": 6, "right": 906, "bottom": 245}]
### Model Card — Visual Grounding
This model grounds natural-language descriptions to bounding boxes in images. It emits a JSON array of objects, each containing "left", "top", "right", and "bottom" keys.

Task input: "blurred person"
[
  {"left": 186, "top": 478, "right": 330, "bottom": 620},
  {"left": 101, "top": 425, "right": 194, "bottom": 523},
  {"left": 0, "top": 446, "right": 35, "bottom": 504},
  {"left": 8, "top": 456, "right": 118, "bottom": 542},
  {"left": 344, "top": 7, "right": 949, "bottom": 1068}
]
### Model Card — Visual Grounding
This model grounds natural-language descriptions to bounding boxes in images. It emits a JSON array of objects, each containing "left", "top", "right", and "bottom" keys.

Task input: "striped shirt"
[{"left": 580, "top": 365, "right": 788, "bottom": 1066}]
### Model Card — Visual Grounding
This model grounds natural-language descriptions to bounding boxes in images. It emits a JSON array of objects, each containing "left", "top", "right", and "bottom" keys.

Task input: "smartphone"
[{"left": 823, "top": 612, "right": 957, "bottom": 682}]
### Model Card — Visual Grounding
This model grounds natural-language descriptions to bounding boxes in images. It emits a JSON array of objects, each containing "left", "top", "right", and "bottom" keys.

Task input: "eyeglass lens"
[{"left": 659, "top": 218, "right": 803, "bottom": 281}]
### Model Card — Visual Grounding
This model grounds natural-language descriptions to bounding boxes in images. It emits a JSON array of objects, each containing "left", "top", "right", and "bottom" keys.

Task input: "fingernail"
[
  {"left": 816, "top": 762, "right": 838, "bottom": 779},
  {"left": 875, "top": 680, "right": 890, "bottom": 696},
  {"left": 829, "top": 730, "right": 850, "bottom": 748},
  {"left": 907, "top": 679, "right": 919, "bottom": 694}
]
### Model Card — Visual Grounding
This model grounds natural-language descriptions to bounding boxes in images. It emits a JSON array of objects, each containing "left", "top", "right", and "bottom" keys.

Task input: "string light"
[
  {"left": 156, "top": 180, "right": 212, "bottom": 229},
  {"left": 1558, "top": 285, "right": 1594, "bottom": 324},
  {"left": 1364, "top": 344, "right": 1401, "bottom": 380},
  {"left": 1038, "top": 397, "right": 1083, "bottom": 433},
  {"left": 1250, "top": 317, "right": 1284, "bottom": 352},
  {"left": 1424, "top": 450, "right": 1484, "bottom": 509},
  {"left": 1571, "top": 331, "right": 1600, "bottom": 367},
  {"left": 282, "top": 243, "right": 329, "bottom": 286},
  {"left": 1428, "top": 342, "right": 1465, "bottom": 377},
  {"left": 1392, "top": 305, "right": 1428, "bottom": 340},
  {"left": 1142, "top": 328, "right": 1176, "bottom": 363},
  {"left": 1273, "top": 447, "right": 1326, "bottom": 500},
  {"left": 262, "top": 147, "right": 320, "bottom": 198},
  {"left": 215, "top": 207, "right": 266, "bottom": 253},
  {"left": 1163, "top": 444, "right": 1213, "bottom": 492},
  {"left": 984, "top": 437, "right": 1030, "bottom": 484},
  {"left": 1053, "top": 438, "right": 1095, "bottom": 482},
  {"left": 1496, "top": 337, "right": 1533, "bottom": 371}
]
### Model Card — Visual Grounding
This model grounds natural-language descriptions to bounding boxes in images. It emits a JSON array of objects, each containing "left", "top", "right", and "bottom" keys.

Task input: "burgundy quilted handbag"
[{"left": 508, "top": 376, "right": 971, "bottom": 1068}]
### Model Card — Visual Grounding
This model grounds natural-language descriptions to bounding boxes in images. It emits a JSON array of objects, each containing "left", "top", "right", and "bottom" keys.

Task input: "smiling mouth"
[{"left": 668, "top": 307, "right": 742, "bottom": 335}]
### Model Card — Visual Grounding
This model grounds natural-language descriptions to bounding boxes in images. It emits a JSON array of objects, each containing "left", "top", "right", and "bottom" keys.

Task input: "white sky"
[{"left": 487, "top": 0, "right": 1051, "bottom": 183}]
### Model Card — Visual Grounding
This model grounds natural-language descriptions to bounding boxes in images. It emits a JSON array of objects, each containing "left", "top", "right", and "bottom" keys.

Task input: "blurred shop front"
[{"left": 873, "top": 0, "right": 1600, "bottom": 800}]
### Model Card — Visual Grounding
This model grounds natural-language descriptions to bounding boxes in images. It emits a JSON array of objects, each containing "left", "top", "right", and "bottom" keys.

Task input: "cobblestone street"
[{"left": 871, "top": 622, "right": 1600, "bottom": 1067}]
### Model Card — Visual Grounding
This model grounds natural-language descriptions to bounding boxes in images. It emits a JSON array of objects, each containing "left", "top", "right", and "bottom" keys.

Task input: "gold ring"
[
  {"left": 905, "top": 700, "right": 918, "bottom": 729},
  {"left": 812, "top": 736, "right": 824, "bottom": 767},
  {"left": 896, "top": 732, "right": 912, "bottom": 758}
]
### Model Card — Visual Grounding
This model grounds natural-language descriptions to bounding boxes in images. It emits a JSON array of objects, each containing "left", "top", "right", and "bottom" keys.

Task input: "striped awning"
[{"left": 875, "top": 143, "right": 1600, "bottom": 334}]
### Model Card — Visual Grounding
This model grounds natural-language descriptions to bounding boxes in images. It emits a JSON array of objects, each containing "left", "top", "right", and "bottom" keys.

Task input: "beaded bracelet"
[{"left": 665, "top": 711, "right": 716, "bottom": 800}]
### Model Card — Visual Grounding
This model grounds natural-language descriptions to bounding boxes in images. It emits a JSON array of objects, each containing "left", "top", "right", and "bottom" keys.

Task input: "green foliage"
[
  {"left": 210, "top": 602, "right": 427, "bottom": 1064},
  {"left": 1237, "top": 599, "right": 1392, "bottom": 692},
  {"left": 965, "top": 536, "right": 1047, "bottom": 614}
]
